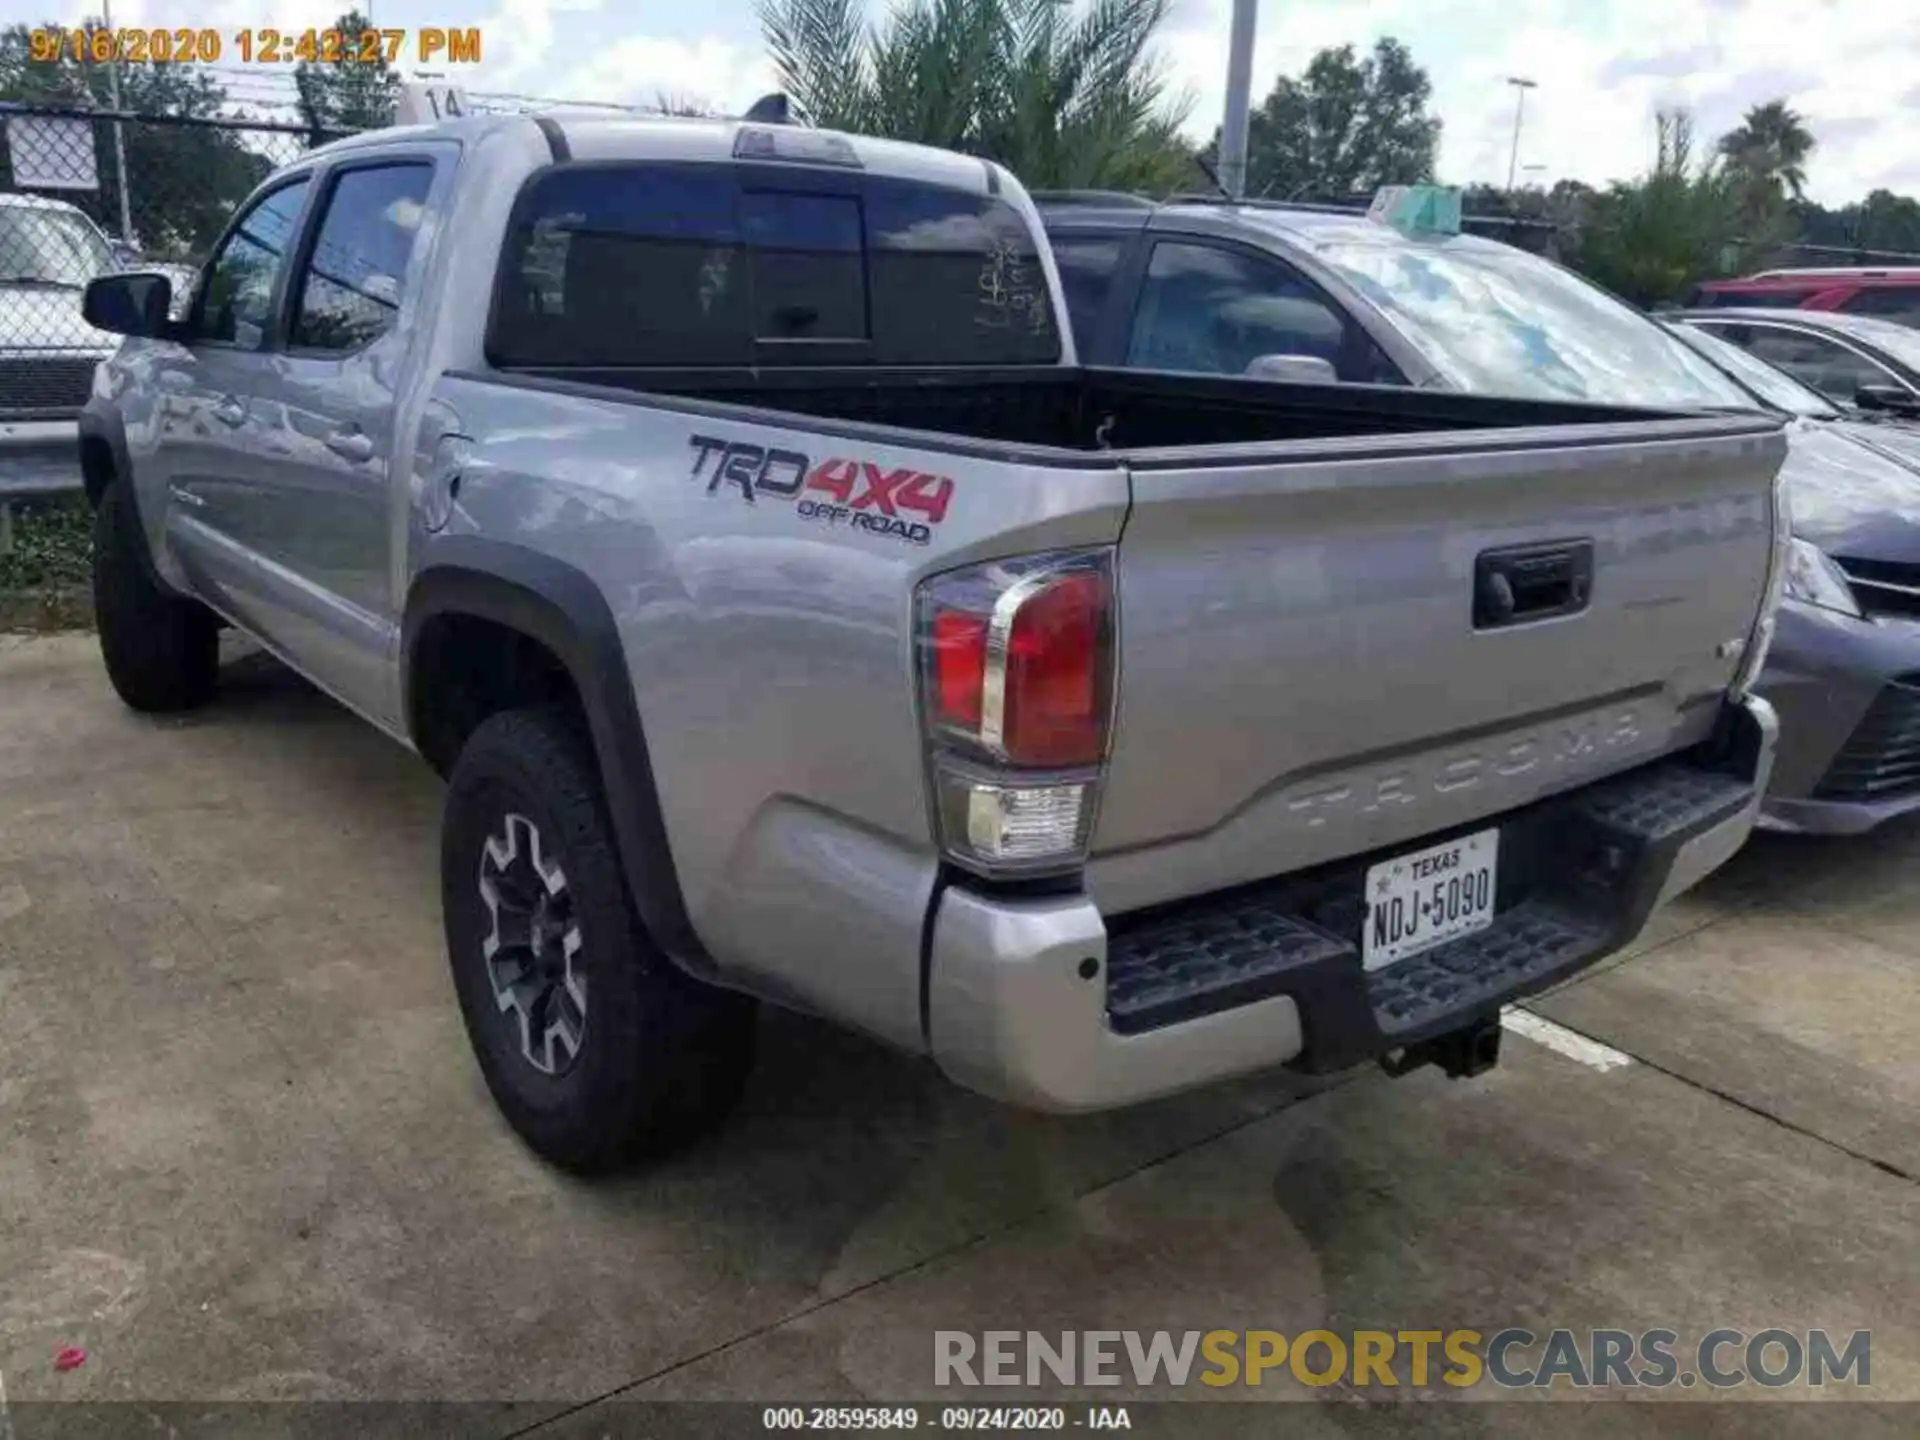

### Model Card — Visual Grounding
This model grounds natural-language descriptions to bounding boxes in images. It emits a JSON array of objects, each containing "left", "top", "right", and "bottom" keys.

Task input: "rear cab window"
[{"left": 488, "top": 160, "right": 1061, "bottom": 368}]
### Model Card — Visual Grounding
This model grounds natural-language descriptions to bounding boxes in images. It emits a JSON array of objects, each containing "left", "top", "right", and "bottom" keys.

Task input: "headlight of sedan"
[{"left": 1782, "top": 537, "right": 1861, "bottom": 618}]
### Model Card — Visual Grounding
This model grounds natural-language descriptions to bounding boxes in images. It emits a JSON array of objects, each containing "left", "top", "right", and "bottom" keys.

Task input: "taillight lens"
[
  {"left": 1002, "top": 571, "right": 1107, "bottom": 766},
  {"left": 916, "top": 549, "right": 1117, "bottom": 876},
  {"left": 931, "top": 610, "right": 989, "bottom": 732}
]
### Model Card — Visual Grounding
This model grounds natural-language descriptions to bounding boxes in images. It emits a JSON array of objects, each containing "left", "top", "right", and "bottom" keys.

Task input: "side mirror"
[
  {"left": 1245, "top": 353, "right": 1340, "bottom": 385},
  {"left": 82, "top": 271, "right": 175, "bottom": 339},
  {"left": 1854, "top": 381, "right": 1920, "bottom": 416}
]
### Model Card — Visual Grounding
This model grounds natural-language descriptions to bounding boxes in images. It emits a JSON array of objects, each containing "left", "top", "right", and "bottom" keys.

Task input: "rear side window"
[
  {"left": 1719, "top": 325, "right": 1893, "bottom": 403},
  {"left": 1696, "top": 287, "right": 1816, "bottom": 309},
  {"left": 1049, "top": 236, "right": 1125, "bottom": 349},
  {"left": 1843, "top": 287, "right": 1920, "bottom": 326},
  {"left": 291, "top": 163, "right": 434, "bottom": 353},
  {"left": 1125, "top": 240, "right": 1394, "bottom": 382},
  {"left": 489, "top": 164, "right": 1060, "bottom": 367}
]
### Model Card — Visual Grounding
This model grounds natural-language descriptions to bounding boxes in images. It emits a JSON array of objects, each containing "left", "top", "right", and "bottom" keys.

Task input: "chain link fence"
[{"left": 1, "top": 103, "right": 344, "bottom": 496}]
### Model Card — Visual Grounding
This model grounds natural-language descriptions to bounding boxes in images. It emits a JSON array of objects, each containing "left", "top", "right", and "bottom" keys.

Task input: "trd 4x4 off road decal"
[{"left": 688, "top": 435, "right": 955, "bottom": 546}]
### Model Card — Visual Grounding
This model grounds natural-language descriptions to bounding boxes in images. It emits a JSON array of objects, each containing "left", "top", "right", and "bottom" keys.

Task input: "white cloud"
[
  {"left": 468, "top": 0, "right": 605, "bottom": 89},
  {"left": 1157, "top": 0, "right": 1920, "bottom": 204},
  {"left": 529, "top": 33, "right": 780, "bottom": 114}
]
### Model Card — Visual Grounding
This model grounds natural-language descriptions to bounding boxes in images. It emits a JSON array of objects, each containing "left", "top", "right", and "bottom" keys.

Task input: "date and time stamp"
[
  {"left": 29, "top": 25, "right": 484, "bottom": 66},
  {"left": 761, "top": 1408, "right": 1132, "bottom": 1432}
]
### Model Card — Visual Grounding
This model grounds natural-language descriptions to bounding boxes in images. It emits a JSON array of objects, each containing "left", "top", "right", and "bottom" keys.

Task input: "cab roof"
[{"left": 311, "top": 111, "right": 1006, "bottom": 196}]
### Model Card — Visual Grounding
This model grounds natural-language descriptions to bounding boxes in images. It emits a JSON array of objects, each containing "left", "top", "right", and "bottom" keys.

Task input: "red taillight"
[
  {"left": 920, "top": 553, "right": 1113, "bottom": 769},
  {"left": 917, "top": 548, "right": 1116, "bottom": 875},
  {"left": 932, "top": 610, "right": 988, "bottom": 731},
  {"left": 1002, "top": 571, "right": 1106, "bottom": 766}
]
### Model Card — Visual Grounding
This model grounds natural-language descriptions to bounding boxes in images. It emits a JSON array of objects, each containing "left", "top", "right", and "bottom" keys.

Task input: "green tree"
[
  {"left": 1572, "top": 111, "right": 1749, "bottom": 307},
  {"left": 294, "top": 10, "right": 397, "bottom": 136},
  {"left": 1715, "top": 99, "right": 1815, "bottom": 246},
  {"left": 1717, "top": 99, "right": 1815, "bottom": 200},
  {"left": 757, "top": 0, "right": 1198, "bottom": 192},
  {"left": 1785, "top": 191, "right": 1920, "bottom": 260},
  {"left": 0, "top": 20, "right": 273, "bottom": 259},
  {"left": 1230, "top": 37, "right": 1440, "bottom": 199},
  {"left": 1853, "top": 189, "right": 1920, "bottom": 255}
]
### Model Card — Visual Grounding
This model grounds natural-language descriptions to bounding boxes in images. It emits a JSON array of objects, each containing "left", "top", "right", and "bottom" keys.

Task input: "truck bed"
[
  {"left": 433, "top": 356, "right": 1781, "bottom": 932},
  {"left": 463, "top": 363, "right": 1699, "bottom": 457}
]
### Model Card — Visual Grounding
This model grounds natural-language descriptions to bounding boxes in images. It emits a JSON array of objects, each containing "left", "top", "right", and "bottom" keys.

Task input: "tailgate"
[{"left": 1089, "top": 416, "right": 1786, "bottom": 915}]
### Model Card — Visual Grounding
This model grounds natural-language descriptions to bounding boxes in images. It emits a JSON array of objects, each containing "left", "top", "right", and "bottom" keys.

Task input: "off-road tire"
[
  {"left": 91, "top": 482, "right": 219, "bottom": 712},
  {"left": 441, "top": 706, "right": 757, "bottom": 1172}
]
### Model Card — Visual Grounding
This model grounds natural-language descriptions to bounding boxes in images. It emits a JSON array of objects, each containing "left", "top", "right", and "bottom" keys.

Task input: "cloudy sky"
[{"left": 10, "top": 0, "right": 1916, "bottom": 204}]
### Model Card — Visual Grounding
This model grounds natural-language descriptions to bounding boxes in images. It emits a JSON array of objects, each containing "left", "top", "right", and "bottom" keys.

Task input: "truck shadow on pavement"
[
  {"left": 180, "top": 646, "right": 1343, "bottom": 1292},
  {"left": 69, "top": 644, "right": 1912, "bottom": 1409}
]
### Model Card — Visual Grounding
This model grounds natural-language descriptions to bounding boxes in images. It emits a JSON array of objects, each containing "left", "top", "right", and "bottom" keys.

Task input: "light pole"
[
  {"left": 1218, "top": 0, "right": 1258, "bottom": 198},
  {"left": 1504, "top": 76, "right": 1536, "bottom": 193},
  {"left": 101, "top": 0, "right": 134, "bottom": 243}
]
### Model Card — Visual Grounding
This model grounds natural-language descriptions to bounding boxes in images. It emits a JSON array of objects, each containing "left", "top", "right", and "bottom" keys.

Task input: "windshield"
[
  {"left": 1304, "top": 233, "right": 1753, "bottom": 409},
  {"left": 1664, "top": 320, "right": 1840, "bottom": 418},
  {"left": 0, "top": 204, "right": 115, "bottom": 286}
]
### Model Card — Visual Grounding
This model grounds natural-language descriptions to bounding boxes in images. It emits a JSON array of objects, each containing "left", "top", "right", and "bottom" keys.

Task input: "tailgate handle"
[{"left": 1474, "top": 540, "right": 1593, "bottom": 629}]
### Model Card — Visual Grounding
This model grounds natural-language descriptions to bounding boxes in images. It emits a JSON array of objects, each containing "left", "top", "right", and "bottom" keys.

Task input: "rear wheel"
[
  {"left": 91, "top": 482, "right": 219, "bottom": 713},
  {"left": 441, "top": 707, "right": 757, "bottom": 1172}
]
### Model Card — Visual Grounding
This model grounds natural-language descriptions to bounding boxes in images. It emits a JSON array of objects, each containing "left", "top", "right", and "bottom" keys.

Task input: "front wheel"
[
  {"left": 441, "top": 707, "right": 757, "bottom": 1172},
  {"left": 91, "top": 482, "right": 219, "bottom": 713}
]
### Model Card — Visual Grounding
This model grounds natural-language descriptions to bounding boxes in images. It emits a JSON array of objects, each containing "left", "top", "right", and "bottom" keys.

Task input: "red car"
[{"left": 1691, "top": 267, "right": 1920, "bottom": 327}]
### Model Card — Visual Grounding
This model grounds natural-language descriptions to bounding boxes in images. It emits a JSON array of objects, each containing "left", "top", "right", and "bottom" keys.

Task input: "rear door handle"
[
  {"left": 1474, "top": 540, "right": 1594, "bottom": 629},
  {"left": 324, "top": 427, "right": 375, "bottom": 463},
  {"left": 212, "top": 395, "right": 246, "bottom": 427}
]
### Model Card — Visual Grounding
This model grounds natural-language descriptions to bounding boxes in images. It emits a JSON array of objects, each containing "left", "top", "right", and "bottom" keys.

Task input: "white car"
[{"left": 1, "top": 193, "right": 130, "bottom": 494}]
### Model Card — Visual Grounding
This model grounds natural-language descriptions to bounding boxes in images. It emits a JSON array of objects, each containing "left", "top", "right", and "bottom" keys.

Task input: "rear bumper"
[
  {"left": 927, "top": 694, "right": 1774, "bottom": 1112},
  {"left": 1754, "top": 600, "right": 1920, "bottom": 834}
]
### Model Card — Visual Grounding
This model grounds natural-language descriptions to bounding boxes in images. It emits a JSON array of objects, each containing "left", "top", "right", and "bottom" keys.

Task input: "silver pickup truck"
[{"left": 77, "top": 112, "right": 1787, "bottom": 1172}]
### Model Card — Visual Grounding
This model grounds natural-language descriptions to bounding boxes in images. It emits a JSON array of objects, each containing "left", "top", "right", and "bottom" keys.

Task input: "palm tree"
[
  {"left": 756, "top": 0, "right": 1197, "bottom": 192},
  {"left": 1576, "top": 110, "right": 1748, "bottom": 307},
  {"left": 1717, "top": 99, "right": 1815, "bottom": 200}
]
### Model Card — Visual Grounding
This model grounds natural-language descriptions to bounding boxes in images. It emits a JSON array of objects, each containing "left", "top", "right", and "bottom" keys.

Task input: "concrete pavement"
[{"left": 1, "top": 632, "right": 1916, "bottom": 1426}]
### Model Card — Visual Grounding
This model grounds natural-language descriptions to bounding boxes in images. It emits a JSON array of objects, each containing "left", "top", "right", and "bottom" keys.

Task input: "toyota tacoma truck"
[{"left": 76, "top": 111, "right": 1786, "bottom": 1172}]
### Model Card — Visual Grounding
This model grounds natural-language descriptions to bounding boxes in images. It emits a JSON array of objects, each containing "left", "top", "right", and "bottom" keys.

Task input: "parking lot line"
[{"left": 1501, "top": 1006, "right": 1635, "bottom": 1071}]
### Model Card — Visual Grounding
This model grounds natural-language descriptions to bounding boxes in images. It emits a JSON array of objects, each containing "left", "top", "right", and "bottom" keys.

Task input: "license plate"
[{"left": 1362, "top": 828, "right": 1500, "bottom": 970}]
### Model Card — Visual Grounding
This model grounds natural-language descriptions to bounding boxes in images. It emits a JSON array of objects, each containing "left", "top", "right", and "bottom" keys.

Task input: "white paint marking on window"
[{"left": 1501, "top": 1006, "right": 1635, "bottom": 1072}]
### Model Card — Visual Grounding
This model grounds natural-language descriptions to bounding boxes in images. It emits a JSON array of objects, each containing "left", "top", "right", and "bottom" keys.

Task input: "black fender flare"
[
  {"left": 78, "top": 399, "right": 178, "bottom": 595},
  {"left": 401, "top": 538, "right": 709, "bottom": 975},
  {"left": 77, "top": 400, "right": 129, "bottom": 509}
]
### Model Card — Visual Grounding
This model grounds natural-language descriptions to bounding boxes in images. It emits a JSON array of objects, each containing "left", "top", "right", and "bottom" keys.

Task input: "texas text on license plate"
[{"left": 1362, "top": 827, "right": 1499, "bottom": 970}]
